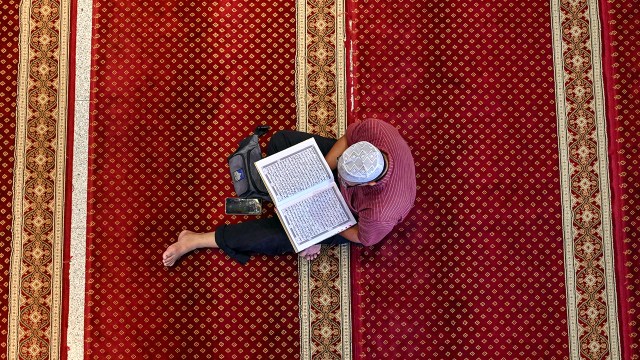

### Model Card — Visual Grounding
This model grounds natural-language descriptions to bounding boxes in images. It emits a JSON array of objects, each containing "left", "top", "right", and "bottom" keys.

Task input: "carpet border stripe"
[
  {"left": 8, "top": 0, "right": 73, "bottom": 359},
  {"left": 296, "top": 0, "right": 351, "bottom": 358},
  {"left": 551, "top": 0, "right": 621, "bottom": 358}
]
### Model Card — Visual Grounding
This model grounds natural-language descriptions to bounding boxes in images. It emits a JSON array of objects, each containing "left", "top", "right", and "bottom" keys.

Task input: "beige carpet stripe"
[
  {"left": 550, "top": 0, "right": 621, "bottom": 358},
  {"left": 9, "top": 0, "right": 72, "bottom": 359},
  {"left": 296, "top": 0, "right": 350, "bottom": 358}
]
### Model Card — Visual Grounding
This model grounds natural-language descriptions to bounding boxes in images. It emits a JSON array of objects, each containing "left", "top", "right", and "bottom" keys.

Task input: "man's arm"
[
  {"left": 325, "top": 135, "right": 348, "bottom": 170},
  {"left": 339, "top": 224, "right": 361, "bottom": 243},
  {"left": 341, "top": 218, "right": 396, "bottom": 246}
]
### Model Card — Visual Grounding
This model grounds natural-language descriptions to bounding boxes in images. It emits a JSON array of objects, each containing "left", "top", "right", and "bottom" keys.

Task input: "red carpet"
[
  {"left": 601, "top": 0, "right": 640, "bottom": 358},
  {"left": 1, "top": 0, "right": 636, "bottom": 358},
  {"left": 0, "top": 0, "right": 20, "bottom": 355},
  {"left": 347, "top": 0, "right": 569, "bottom": 357},
  {"left": 85, "top": 0, "right": 302, "bottom": 358}
]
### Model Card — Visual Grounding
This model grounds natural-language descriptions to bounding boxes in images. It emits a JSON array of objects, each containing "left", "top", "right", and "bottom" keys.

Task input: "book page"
[
  {"left": 279, "top": 183, "right": 356, "bottom": 249},
  {"left": 256, "top": 139, "right": 333, "bottom": 204}
]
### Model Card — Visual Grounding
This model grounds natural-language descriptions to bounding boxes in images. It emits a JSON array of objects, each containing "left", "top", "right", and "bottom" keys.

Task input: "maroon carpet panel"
[
  {"left": 0, "top": 0, "right": 20, "bottom": 355},
  {"left": 600, "top": 0, "right": 640, "bottom": 358},
  {"left": 86, "top": 0, "right": 300, "bottom": 358},
  {"left": 347, "top": 0, "right": 569, "bottom": 358}
]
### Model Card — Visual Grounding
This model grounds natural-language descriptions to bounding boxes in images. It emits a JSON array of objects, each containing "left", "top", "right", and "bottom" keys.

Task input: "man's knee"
[{"left": 267, "top": 130, "right": 295, "bottom": 155}]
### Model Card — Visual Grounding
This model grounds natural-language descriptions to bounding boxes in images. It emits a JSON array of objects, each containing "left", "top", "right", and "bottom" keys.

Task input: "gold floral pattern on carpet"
[
  {"left": 296, "top": 0, "right": 351, "bottom": 358},
  {"left": 552, "top": 0, "right": 621, "bottom": 358},
  {"left": 7, "top": 0, "right": 72, "bottom": 359}
]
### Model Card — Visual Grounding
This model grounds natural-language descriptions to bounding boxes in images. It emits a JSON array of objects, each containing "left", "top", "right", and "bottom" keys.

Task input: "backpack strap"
[{"left": 254, "top": 125, "right": 270, "bottom": 137}]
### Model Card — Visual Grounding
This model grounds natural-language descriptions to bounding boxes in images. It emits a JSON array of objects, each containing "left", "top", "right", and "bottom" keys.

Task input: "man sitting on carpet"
[{"left": 162, "top": 118, "right": 416, "bottom": 266}]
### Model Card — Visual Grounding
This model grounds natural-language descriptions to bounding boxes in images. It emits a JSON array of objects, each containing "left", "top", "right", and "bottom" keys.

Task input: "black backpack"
[{"left": 227, "top": 125, "right": 271, "bottom": 200}]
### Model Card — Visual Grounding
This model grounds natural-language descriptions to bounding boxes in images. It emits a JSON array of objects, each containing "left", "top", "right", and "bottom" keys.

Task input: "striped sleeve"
[{"left": 357, "top": 216, "right": 397, "bottom": 246}]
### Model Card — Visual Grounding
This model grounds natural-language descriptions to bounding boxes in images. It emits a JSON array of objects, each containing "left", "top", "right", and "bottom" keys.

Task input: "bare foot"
[
  {"left": 299, "top": 244, "right": 322, "bottom": 261},
  {"left": 163, "top": 230, "right": 198, "bottom": 267}
]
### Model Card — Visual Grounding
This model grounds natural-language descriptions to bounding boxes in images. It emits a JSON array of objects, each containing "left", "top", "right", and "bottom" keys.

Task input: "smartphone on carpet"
[{"left": 225, "top": 198, "right": 262, "bottom": 216}]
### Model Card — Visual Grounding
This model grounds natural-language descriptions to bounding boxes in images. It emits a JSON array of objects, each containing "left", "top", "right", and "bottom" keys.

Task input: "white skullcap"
[{"left": 337, "top": 141, "right": 385, "bottom": 183}]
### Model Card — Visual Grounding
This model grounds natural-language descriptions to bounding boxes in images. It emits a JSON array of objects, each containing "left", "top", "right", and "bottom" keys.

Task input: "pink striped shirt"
[{"left": 340, "top": 119, "right": 416, "bottom": 246}]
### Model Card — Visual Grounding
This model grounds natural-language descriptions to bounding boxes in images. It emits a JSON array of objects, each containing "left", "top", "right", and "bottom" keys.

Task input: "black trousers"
[{"left": 216, "top": 131, "right": 350, "bottom": 264}]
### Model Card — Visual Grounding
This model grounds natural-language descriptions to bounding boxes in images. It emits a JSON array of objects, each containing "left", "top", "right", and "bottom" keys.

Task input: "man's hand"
[{"left": 339, "top": 224, "right": 361, "bottom": 243}]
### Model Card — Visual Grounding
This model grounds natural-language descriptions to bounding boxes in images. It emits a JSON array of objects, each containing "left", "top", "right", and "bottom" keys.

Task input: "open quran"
[{"left": 254, "top": 138, "right": 357, "bottom": 252}]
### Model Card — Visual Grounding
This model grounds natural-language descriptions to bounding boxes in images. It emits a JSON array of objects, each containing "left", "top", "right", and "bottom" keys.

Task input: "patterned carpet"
[
  {"left": 0, "top": 0, "right": 20, "bottom": 355},
  {"left": 2, "top": 0, "right": 75, "bottom": 359},
  {"left": 600, "top": 0, "right": 640, "bottom": 358},
  {"left": 80, "top": 0, "right": 352, "bottom": 357},
  {"left": 294, "top": 0, "right": 352, "bottom": 357},
  {"left": 346, "top": 0, "right": 630, "bottom": 358},
  {"left": 348, "top": 0, "right": 569, "bottom": 357},
  {"left": 1, "top": 0, "right": 639, "bottom": 359},
  {"left": 83, "top": 0, "right": 304, "bottom": 358}
]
